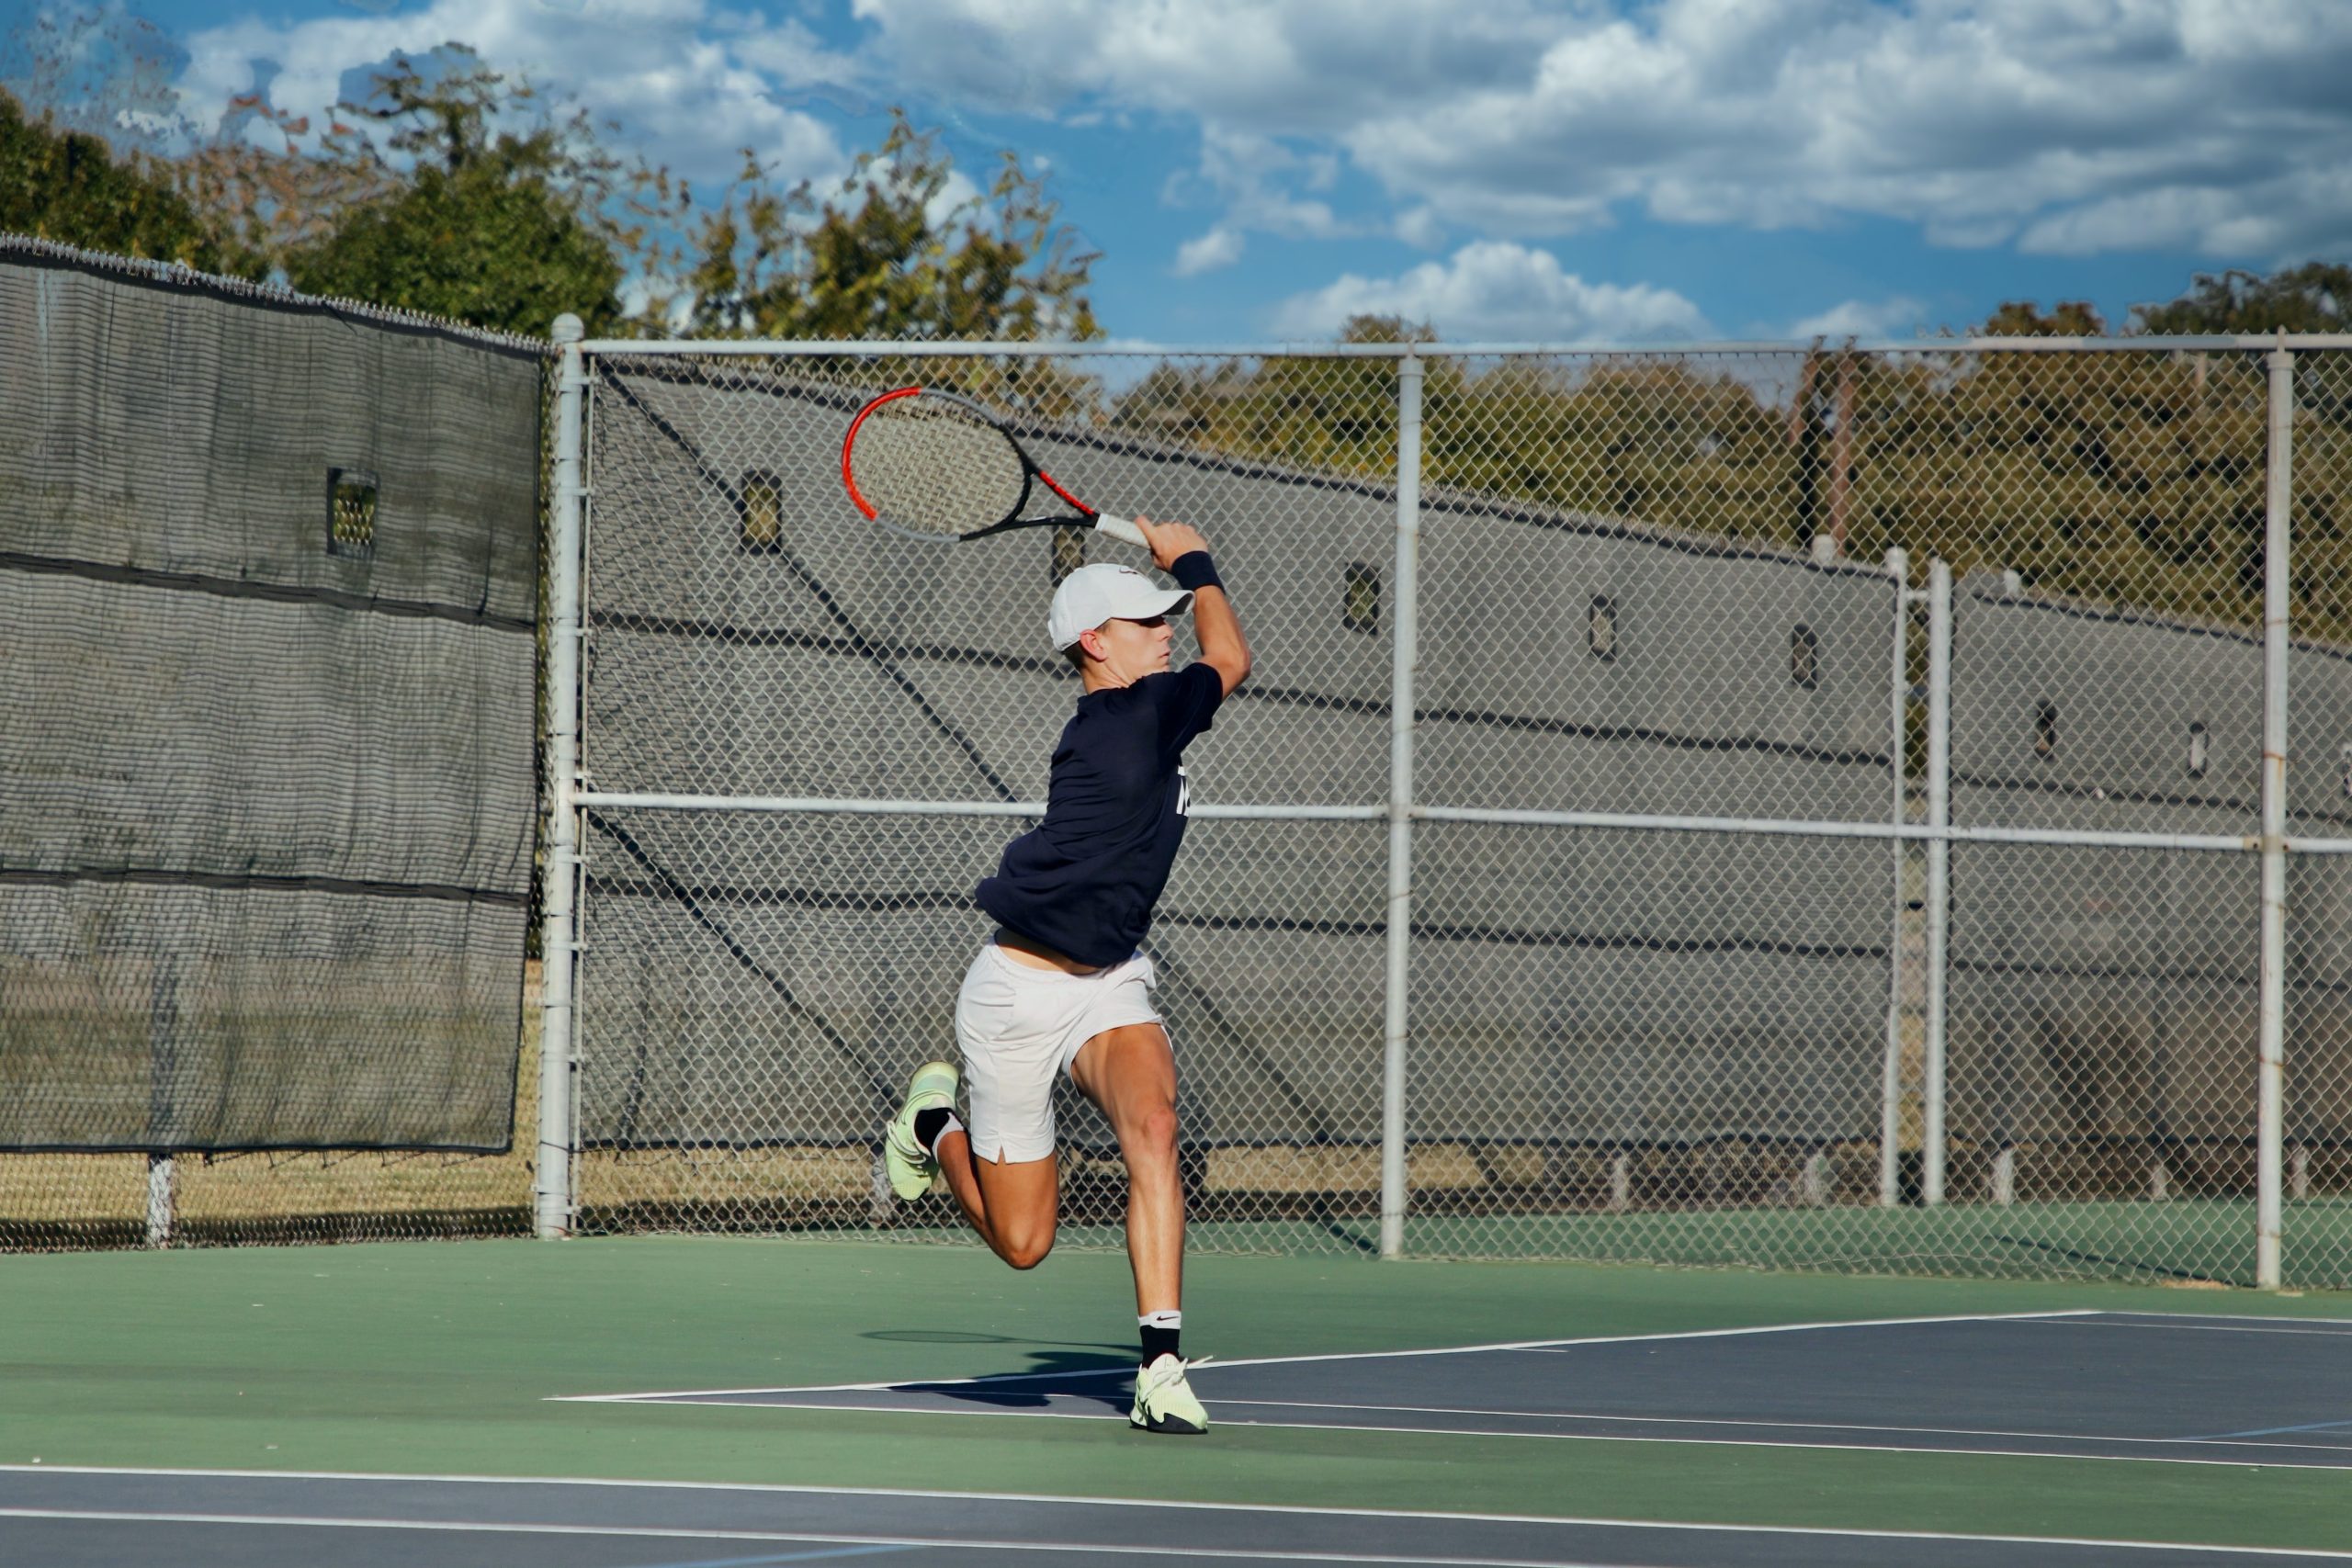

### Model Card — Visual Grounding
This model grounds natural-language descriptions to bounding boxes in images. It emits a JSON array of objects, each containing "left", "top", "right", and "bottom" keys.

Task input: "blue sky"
[{"left": 10, "top": 0, "right": 2350, "bottom": 344}]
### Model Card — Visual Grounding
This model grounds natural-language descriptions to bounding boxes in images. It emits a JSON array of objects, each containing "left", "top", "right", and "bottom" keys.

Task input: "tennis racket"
[{"left": 841, "top": 386, "right": 1147, "bottom": 547}]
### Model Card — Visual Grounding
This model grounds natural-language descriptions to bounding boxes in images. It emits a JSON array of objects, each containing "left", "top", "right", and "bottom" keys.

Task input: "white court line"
[
  {"left": 2100, "top": 1313, "right": 2352, "bottom": 1327},
  {"left": 0, "top": 1509, "right": 1610, "bottom": 1566},
  {"left": 552, "top": 1311, "right": 2101, "bottom": 1403},
  {"left": 2034, "top": 1317, "right": 2352, "bottom": 1337},
  {"left": 608, "top": 1382, "right": 2352, "bottom": 1461},
  {"left": 2197, "top": 1420, "right": 2352, "bottom": 1441},
  {"left": 599, "top": 1395, "right": 2352, "bottom": 1471},
  {"left": 1114, "top": 1398, "right": 2352, "bottom": 1459},
  {"left": 7, "top": 1478, "right": 2352, "bottom": 1562}
]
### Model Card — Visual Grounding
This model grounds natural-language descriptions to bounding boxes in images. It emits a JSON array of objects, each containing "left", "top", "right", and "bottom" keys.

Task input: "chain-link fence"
[
  {"left": 0, "top": 239, "right": 544, "bottom": 1249},
  {"left": 549, "top": 338, "right": 2352, "bottom": 1287},
  {"left": 14, "top": 284, "right": 2346, "bottom": 1284}
]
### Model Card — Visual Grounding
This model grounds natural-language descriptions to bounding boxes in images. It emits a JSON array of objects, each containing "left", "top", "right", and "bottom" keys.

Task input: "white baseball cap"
[{"left": 1048, "top": 562, "right": 1192, "bottom": 651}]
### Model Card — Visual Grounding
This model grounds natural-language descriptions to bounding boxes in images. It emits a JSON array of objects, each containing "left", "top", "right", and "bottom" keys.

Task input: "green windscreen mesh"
[{"left": 0, "top": 240, "right": 542, "bottom": 1153}]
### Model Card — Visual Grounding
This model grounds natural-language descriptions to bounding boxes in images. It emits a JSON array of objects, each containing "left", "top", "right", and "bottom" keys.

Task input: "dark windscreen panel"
[{"left": 0, "top": 241, "right": 543, "bottom": 1152}]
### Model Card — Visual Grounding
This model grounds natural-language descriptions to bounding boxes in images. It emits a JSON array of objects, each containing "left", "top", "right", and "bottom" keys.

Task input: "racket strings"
[{"left": 849, "top": 397, "right": 1029, "bottom": 538}]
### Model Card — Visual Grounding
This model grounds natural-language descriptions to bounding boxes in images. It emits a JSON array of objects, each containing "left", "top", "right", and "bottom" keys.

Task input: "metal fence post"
[
  {"left": 536, "top": 315, "right": 588, "bottom": 1240},
  {"left": 1380, "top": 353, "right": 1424, "bottom": 1259},
  {"left": 144, "top": 954, "right": 179, "bottom": 1247},
  {"left": 143, "top": 1156, "right": 175, "bottom": 1247},
  {"left": 1881, "top": 547, "right": 1910, "bottom": 1208},
  {"left": 2257, "top": 344, "right": 2296, "bottom": 1290},
  {"left": 1923, "top": 558, "right": 1953, "bottom": 1206}
]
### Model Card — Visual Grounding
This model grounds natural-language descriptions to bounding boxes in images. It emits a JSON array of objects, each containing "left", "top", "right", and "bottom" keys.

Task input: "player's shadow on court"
[
  {"left": 859, "top": 1330, "right": 1138, "bottom": 1410},
  {"left": 862, "top": 1330, "right": 1134, "bottom": 1359},
  {"left": 902, "top": 1349, "right": 1137, "bottom": 1412}
]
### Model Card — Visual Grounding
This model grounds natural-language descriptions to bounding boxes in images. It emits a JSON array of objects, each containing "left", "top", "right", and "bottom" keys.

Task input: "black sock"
[
  {"left": 1139, "top": 1310, "right": 1182, "bottom": 1365},
  {"left": 911, "top": 1106, "right": 958, "bottom": 1156}
]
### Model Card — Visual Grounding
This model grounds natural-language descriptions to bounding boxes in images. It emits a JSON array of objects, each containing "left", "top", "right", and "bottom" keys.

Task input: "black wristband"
[{"left": 1170, "top": 551, "right": 1222, "bottom": 592}]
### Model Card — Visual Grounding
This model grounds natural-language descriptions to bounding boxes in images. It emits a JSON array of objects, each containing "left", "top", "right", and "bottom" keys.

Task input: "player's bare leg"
[
  {"left": 933, "top": 1136, "right": 1059, "bottom": 1270},
  {"left": 1071, "top": 1020, "right": 1203, "bottom": 1433},
  {"left": 1069, "top": 1021, "right": 1184, "bottom": 1315}
]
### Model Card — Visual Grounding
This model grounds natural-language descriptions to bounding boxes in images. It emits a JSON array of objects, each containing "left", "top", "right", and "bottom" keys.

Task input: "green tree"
[
  {"left": 0, "top": 87, "right": 228, "bottom": 268},
  {"left": 279, "top": 50, "right": 636, "bottom": 333},
  {"left": 1976, "top": 299, "right": 2109, "bottom": 336},
  {"left": 1114, "top": 316, "right": 1443, "bottom": 477},
  {"left": 2132, "top": 264, "right": 2352, "bottom": 334},
  {"left": 288, "top": 160, "right": 622, "bottom": 334},
  {"left": 1114, "top": 316, "right": 1801, "bottom": 547},
  {"left": 1838, "top": 344, "right": 2273, "bottom": 612},
  {"left": 1441, "top": 356, "right": 1793, "bottom": 543},
  {"left": 170, "top": 96, "right": 407, "bottom": 282},
  {"left": 684, "top": 112, "right": 1099, "bottom": 344},
  {"left": 9, "top": 17, "right": 1098, "bottom": 349}
]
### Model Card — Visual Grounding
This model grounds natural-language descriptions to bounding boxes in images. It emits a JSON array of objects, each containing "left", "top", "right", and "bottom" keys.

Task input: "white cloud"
[
  {"left": 171, "top": 0, "right": 855, "bottom": 192},
  {"left": 1163, "top": 125, "right": 1369, "bottom": 252},
  {"left": 2018, "top": 164, "right": 2352, "bottom": 259},
  {"left": 1788, "top": 296, "right": 1930, "bottom": 341},
  {"left": 1173, "top": 225, "right": 1245, "bottom": 276},
  {"left": 1271, "top": 241, "right": 1710, "bottom": 343},
  {"left": 1393, "top": 205, "right": 1444, "bottom": 249},
  {"left": 852, "top": 0, "right": 2352, "bottom": 264}
]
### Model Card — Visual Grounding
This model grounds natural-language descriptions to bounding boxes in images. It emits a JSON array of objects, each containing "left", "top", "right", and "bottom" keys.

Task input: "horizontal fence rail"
[
  {"left": 578, "top": 336, "right": 2352, "bottom": 357},
  {"left": 578, "top": 792, "right": 2352, "bottom": 852}
]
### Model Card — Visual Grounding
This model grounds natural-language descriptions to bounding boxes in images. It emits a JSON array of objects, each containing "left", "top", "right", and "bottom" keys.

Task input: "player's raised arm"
[{"left": 1137, "top": 516, "right": 1250, "bottom": 695}]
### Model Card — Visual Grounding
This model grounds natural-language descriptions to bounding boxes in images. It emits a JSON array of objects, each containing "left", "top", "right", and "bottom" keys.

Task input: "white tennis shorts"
[{"left": 954, "top": 942, "right": 1163, "bottom": 1163}]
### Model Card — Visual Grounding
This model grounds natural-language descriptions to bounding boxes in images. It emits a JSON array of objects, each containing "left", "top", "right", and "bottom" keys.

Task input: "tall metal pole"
[
  {"left": 1880, "top": 548, "right": 1910, "bottom": 1207},
  {"left": 1379, "top": 354, "right": 1424, "bottom": 1259},
  {"left": 2256, "top": 345, "right": 2296, "bottom": 1290},
  {"left": 1923, "top": 559, "right": 1953, "bottom": 1206},
  {"left": 1826, "top": 353, "right": 1856, "bottom": 556},
  {"left": 536, "top": 315, "right": 588, "bottom": 1240}
]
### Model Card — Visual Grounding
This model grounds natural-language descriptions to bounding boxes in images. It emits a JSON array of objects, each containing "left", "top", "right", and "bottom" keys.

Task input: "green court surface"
[{"left": 6, "top": 1236, "right": 2351, "bottom": 1555}]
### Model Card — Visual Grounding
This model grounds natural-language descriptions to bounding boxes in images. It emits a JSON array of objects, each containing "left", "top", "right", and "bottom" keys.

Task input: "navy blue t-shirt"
[{"left": 975, "top": 663, "right": 1225, "bottom": 967}]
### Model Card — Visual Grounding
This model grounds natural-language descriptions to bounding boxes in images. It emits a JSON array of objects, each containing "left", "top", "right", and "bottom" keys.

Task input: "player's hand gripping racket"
[{"left": 841, "top": 386, "right": 1147, "bottom": 547}]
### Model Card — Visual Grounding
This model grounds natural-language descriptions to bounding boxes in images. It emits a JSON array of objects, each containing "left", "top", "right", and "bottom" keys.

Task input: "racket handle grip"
[{"left": 1092, "top": 513, "right": 1148, "bottom": 547}]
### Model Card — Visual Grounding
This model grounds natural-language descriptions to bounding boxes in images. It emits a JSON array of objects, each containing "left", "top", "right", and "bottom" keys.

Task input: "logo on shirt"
[{"left": 1174, "top": 764, "right": 1192, "bottom": 817}]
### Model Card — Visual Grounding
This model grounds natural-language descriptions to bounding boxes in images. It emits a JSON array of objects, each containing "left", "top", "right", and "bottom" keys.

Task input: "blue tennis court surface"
[{"left": 571, "top": 1310, "right": 2352, "bottom": 1469}]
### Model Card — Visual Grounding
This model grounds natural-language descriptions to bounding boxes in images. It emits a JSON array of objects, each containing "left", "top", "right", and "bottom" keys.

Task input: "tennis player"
[{"left": 882, "top": 517, "right": 1249, "bottom": 1436}]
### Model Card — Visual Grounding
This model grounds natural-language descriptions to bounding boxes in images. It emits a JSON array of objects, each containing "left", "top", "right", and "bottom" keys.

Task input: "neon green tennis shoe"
[
  {"left": 1129, "top": 1354, "right": 1209, "bottom": 1435},
  {"left": 883, "top": 1060, "right": 959, "bottom": 1201}
]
